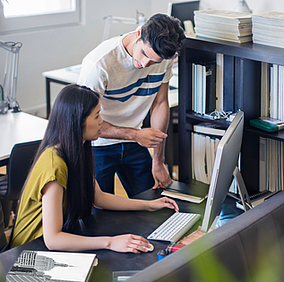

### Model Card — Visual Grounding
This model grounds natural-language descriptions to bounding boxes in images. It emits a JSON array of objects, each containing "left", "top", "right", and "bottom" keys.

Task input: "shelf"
[
  {"left": 246, "top": 125, "right": 284, "bottom": 142},
  {"left": 185, "top": 112, "right": 231, "bottom": 127},
  {"left": 185, "top": 36, "right": 284, "bottom": 65},
  {"left": 178, "top": 36, "right": 279, "bottom": 192}
]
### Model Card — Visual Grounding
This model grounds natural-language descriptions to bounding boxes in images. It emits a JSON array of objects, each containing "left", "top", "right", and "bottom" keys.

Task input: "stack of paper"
[
  {"left": 194, "top": 10, "right": 252, "bottom": 43},
  {"left": 252, "top": 12, "right": 284, "bottom": 48}
]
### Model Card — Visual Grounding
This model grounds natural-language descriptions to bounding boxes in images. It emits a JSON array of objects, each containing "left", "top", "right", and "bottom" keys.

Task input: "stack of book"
[
  {"left": 192, "top": 122, "right": 239, "bottom": 193},
  {"left": 259, "top": 136, "right": 284, "bottom": 193},
  {"left": 252, "top": 12, "right": 284, "bottom": 49},
  {"left": 194, "top": 10, "right": 252, "bottom": 43},
  {"left": 257, "top": 62, "right": 284, "bottom": 194},
  {"left": 191, "top": 128, "right": 223, "bottom": 185},
  {"left": 192, "top": 62, "right": 216, "bottom": 115}
]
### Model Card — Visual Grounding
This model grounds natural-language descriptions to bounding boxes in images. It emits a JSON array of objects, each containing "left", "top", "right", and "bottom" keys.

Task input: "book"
[
  {"left": 6, "top": 250, "right": 98, "bottom": 282},
  {"left": 250, "top": 119, "right": 278, "bottom": 132},
  {"left": 191, "top": 61, "right": 216, "bottom": 115},
  {"left": 205, "top": 62, "right": 216, "bottom": 114},
  {"left": 216, "top": 53, "right": 223, "bottom": 110},
  {"left": 193, "top": 122, "right": 226, "bottom": 136},
  {"left": 260, "top": 62, "right": 270, "bottom": 117},
  {"left": 161, "top": 190, "right": 208, "bottom": 204},
  {"left": 259, "top": 117, "right": 284, "bottom": 130},
  {"left": 161, "top": 180, "right": 208, "bottom": 204},
  {"left": 259, "top": 137, "right": 268, "bottom": 192},
  {"left": 191, "top": 132, "right": 221, "bottom": 185}
]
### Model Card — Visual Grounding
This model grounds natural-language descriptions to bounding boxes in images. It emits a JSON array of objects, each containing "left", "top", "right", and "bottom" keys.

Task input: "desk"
[
  {"left": 42, "top": 64, "right": 81, "bottom": 118},
  {"left": 0, "top": 186, "right": 206, "bottom": 281},
  {"left": 0, "top": 111, "right": 48, "bottom": 167}
]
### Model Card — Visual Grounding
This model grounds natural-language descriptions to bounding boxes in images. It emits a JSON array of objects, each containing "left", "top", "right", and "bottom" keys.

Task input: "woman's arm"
[
  {"left": 42, "top": 181, "right": 152, "bottom": 253},
  {"left": 93, "top": 180, "right": 179, "bottom": 212}
]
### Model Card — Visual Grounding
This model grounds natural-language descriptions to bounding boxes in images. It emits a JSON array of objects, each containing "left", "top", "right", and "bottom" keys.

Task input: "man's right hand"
[{"left": 135, "top": 128, "right": 167, "bottom": 148}]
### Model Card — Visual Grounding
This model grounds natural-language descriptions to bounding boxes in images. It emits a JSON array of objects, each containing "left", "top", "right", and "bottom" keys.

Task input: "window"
[{"left": 0, "top": 0, "right": 81, "bottom": 34}]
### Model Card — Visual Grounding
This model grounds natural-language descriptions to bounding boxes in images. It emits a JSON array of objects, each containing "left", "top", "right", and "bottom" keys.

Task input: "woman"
[{"left": 11, "top": 84, "right": 178, "bottom": 253}]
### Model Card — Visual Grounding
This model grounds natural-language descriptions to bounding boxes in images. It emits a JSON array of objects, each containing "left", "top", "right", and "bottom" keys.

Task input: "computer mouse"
[{"left": 143, "top": 243, "right": 154, "bottom": 252}]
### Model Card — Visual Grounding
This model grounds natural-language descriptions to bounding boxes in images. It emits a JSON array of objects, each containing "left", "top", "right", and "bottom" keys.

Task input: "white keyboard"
[{"left": 147, "top": 212, "right": 201, "bottom": 243}]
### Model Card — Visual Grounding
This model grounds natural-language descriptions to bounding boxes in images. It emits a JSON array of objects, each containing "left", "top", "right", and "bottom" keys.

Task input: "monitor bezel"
[{"left": 168, "top": 0, "right": 200, "bottom": 30}]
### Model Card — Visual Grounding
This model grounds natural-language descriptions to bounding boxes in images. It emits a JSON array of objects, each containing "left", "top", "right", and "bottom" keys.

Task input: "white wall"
[
  {"left": 1, "top": 0, "right": 283, "bottom": 117},
  {"left": 151, "top": 0, "right": 284, "bottom": 14}
]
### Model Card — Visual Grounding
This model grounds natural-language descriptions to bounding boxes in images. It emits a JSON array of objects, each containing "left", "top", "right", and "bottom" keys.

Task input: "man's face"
[{"left": 132, "top": 37, "right": 164, "bottom": 69}]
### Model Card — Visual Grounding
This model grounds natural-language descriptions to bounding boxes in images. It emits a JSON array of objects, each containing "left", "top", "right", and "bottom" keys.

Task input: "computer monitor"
[
  {"left": 168, "top": 1, "right": 200, "bottom": 30},
  {"left": 201, "top": 111, "right": 251, "bottom": 233}
]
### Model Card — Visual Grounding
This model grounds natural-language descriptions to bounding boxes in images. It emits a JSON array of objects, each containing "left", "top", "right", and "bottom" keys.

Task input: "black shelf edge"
[
  {"left": 185, "top": 112, "right": 231, "bottom": 127},
  {"left": 246, "top": 125, "right": 284, "bottom": 141},
  {"left": 184, "top": 36, "right": 284, "bottom": 65}
]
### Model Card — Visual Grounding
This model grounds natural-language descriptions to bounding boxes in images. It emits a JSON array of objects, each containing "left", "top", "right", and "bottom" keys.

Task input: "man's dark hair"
[{"left": 141, "top": 13, "right": 185, "bottom": 59}]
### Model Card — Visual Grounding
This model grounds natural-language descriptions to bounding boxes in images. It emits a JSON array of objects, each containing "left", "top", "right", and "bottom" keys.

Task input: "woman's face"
[{"left": 83, "top": 102, "right": 102, "bottom": 142}]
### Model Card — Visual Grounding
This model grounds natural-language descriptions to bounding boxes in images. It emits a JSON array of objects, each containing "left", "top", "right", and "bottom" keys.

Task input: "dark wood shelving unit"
[{"left": 178, "top": 36, "right": 284, "bottom": 194}]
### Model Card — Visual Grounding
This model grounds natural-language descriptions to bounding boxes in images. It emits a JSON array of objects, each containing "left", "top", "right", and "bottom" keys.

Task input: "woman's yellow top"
[{"left": 11, "top": 147, "right": 68, "bottom": 248}]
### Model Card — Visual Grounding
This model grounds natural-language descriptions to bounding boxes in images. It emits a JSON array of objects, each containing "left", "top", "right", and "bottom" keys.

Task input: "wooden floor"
[{"left": 115, "top": 174, "right": 128, "bottom": 198}]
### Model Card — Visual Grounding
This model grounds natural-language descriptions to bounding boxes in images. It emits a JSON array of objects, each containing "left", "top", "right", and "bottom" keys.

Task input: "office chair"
[
  {"left": 0, "top": 201, "right": 7, "bottom": 252},
  {"left": 0, "top": 140, "right": 41, "bottom": 229}
]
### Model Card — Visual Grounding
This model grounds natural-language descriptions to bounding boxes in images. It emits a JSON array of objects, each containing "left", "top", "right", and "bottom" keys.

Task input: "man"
[{"left": 78, "top": 13, "right": 185, "bottom": 197}]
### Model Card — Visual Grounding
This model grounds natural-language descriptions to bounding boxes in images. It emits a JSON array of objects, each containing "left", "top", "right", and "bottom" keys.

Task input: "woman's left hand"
[{"left": 147, "top": 197, "right": 179, "bottom": 212}]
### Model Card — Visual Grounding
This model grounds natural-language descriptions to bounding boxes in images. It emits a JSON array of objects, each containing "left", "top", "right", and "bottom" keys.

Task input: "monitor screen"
[
  {"left": 168, "top": 1, "right": 200, "bottom": 30},
  {"left": 201, "top": 111, "right": 245, "bottom": 233}
]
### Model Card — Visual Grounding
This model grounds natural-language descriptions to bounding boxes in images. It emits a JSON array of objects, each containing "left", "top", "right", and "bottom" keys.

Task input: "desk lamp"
[
  {"left": 102, "top": 10, "right": 146, "bottom": 41},
  {"left": 0, "top": 40, "right": 22, "bottom": 113},
  {"left": 235, "top": 0, "right": 252, "bottom": 13}
]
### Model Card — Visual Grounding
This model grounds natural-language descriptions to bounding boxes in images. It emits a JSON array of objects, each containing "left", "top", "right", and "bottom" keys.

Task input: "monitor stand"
[{"left": 229, "top": 166, "right": 252, "bottom": 211}]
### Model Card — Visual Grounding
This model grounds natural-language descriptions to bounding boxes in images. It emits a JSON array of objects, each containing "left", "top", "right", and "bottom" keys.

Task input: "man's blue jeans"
[{"left": 92, "top": 142, "right": 155, "bottom": 198}]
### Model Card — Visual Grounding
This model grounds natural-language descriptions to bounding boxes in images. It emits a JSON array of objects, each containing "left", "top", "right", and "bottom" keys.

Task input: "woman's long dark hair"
[{"left": 34, "top": 84, "right": 100, "bottom": 231}]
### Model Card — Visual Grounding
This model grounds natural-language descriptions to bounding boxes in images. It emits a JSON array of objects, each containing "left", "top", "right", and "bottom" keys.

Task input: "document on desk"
[
  {"left": 161, "top": 180, "right": 208, "bottom": 203},
  {"left": 161, "top": 190, "right": 207, "bottom": 203},
  {"left": 6, "top": 250, "right": 98, "bottom": 282}
]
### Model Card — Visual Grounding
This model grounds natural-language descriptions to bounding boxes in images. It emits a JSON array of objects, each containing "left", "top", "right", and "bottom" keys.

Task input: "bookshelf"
[{"left": 178, "top": 36, "right": 284, "bottom": 195}]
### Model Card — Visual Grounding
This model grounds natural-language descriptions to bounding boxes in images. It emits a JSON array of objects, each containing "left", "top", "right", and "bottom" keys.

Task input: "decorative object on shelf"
[{"left": 0, "top": 40, "right": 22, "bottom": 113}]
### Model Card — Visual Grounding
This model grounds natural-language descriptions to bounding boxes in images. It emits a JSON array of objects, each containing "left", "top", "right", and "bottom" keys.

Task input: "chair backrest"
[
  {"left": 0, "top": 201, "right": 7, "bottom": 252},
  {"left": 5, "top": 140, "right": 41, "bottom": 200}
]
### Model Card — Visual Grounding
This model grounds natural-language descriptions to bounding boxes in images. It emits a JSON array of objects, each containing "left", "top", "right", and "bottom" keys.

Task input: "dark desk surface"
[{"left": 0, "top": 183, "right": 207, "bottom": 281}]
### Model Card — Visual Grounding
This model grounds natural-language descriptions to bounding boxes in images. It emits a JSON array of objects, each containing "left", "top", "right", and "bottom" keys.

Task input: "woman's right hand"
[{"left": 107, "top": 234, "right": 152, "bottom": 254}]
